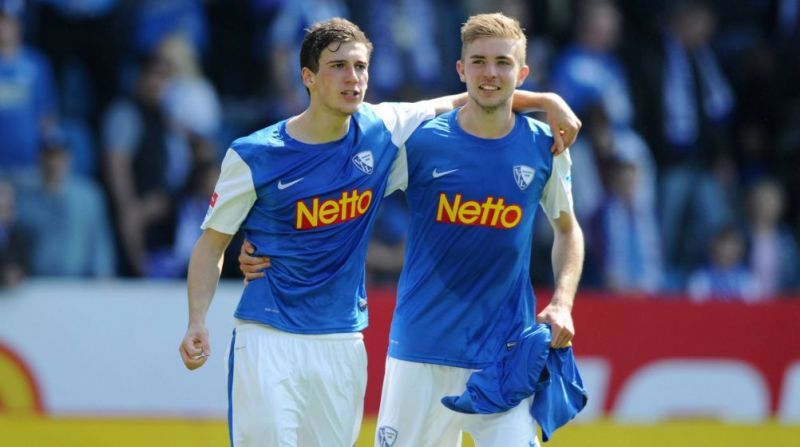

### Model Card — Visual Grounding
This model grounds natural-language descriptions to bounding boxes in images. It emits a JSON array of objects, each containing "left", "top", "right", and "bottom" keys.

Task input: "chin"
[{"left": 340, "top": 105, "right": 360, "bottom": 116}]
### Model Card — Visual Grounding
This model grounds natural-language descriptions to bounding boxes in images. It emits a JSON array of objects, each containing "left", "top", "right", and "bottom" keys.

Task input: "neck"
[
  {"left": 456, "top": 100, "right": 515, "bottom": 139},
  {"left": 287, "top": 104, "right": 352, "bottom": 144}
]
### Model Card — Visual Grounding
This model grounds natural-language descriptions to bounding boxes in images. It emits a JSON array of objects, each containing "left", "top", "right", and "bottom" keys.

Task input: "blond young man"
[
  {"left": 201, "top": 17, "right": 581, "bottom": 447},
  {"left": 373, "top": 14, "right": 585, "bottom": 446}
]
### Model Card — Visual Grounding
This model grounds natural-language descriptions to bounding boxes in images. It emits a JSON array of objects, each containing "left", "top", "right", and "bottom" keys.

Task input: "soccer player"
[
  {"left": 183, "top": 17, "right": 580, "bottom": 447},
  {"left": 373, "top": 14, "right": 585, "bottom": 446}
]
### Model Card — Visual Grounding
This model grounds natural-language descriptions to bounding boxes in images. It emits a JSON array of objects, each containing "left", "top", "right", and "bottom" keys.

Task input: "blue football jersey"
[
  {"left": 202, "top": 102, "right": 434, "bottom": 334},
  {"left": 387, "top": 110, "right": 574, "bottom": 368}
]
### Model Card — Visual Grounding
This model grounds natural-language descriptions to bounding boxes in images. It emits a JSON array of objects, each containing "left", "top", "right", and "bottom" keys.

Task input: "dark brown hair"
[{"left": 300, "top": 18, "right": 373, "bottom": 73}]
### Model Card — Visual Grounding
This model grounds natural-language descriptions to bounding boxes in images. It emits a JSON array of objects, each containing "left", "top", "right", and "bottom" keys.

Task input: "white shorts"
[
  {"left": 376, "top": 357, "right": 540, "bottom": 447},
  {"left": 227, "top": 322, "right": 367, "bottom": 447}
]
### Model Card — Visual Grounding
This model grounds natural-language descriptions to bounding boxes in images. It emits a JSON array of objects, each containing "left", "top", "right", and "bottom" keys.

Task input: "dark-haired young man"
[{"left": 179, "top": 17, "right": 580, "bottom": 447}]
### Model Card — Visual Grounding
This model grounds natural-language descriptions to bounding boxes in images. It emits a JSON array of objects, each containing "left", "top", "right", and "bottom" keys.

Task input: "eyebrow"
[
  {"left": 469, "top": 55, "right": 513, "bottom": 61},
  {"left": 325, "top": 59, "right": 368, "bottom": 65}
]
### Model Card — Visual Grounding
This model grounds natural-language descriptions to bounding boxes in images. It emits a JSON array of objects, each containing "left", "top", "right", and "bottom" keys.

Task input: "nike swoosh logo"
[
  {"left": 277, "top": 177, "right": 304, "bottom": 190},
  {"left": 432, "top": 168, "right": 458, "bottom": 178}
]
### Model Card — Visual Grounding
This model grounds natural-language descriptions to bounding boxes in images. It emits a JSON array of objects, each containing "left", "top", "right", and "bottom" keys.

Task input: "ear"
[
  {"left": 516, "top": 64, "right": 530, "bottom": 88},
  {"left": 456, "top": 60, "right": 466, "bottom": 83},
  {"left": 301, "top": 67, "right": 316, "bottom": 90}
]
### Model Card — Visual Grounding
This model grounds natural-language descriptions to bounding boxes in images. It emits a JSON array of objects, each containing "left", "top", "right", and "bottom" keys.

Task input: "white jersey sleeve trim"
[
  {"left": 201, "top": 149, "right": 257, "bottom": 235},
  {"left": 370, "top": 102, "right": 433, "bottom": 196},
  {"left": 386, "top": 143, "right": 409, "bottom": 195},
  {"left": 369, "top": 101, "right": 435, "bottom": 148},
  {"left": 541, "top": 149, "right": 575, "bottom": 219}
]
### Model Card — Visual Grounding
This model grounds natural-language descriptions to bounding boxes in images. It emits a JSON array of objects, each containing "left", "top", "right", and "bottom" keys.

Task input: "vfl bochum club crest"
[
  {"left": 377, "top": 426, "right": 398, "bottom": 447},
  {"left": 513, "top": 165, "right": 535, "bottom": 190},
  {"left": 353, "top": 150, "right": 374, "bottom": 174}
]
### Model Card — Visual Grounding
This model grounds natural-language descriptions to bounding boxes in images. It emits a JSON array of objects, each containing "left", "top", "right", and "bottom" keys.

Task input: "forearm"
[
  {"left": 512, "top": 91, "right": 564, "bottom": 113},
  {"left": 424, "top": 93, "right": 468, "bottom": 115},
  {"left": 551, "top": 218, "right": 585, "bottom": 310},
  {"left": 187, "top": 231, "right": 231, "bottom": 326}
]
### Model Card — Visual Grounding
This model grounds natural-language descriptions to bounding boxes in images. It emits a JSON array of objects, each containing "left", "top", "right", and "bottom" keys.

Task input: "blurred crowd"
[{"left": 0, "top": 0, "right": 798, "bottom": 302}]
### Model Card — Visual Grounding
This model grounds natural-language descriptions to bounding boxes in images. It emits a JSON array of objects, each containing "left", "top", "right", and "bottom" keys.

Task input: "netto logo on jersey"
[
  {"left": 436, "top": 193, "right": 522, "bottom": 229},
  {"left": 295, "top": 189, "right": 373, "bottom": 230}
]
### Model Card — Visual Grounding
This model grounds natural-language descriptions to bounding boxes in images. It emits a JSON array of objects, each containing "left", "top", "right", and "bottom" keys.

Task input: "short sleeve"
[
  {"left": 370, "top": 102, "right": 434, "bottom": 196},
  {"left": 201, "top": 149, "right": 257, "bottom": 235},
  {"left": 368, "top": 101, "right": 436, "bottom": 149},
  {"left": 385, "top": 143, "right": 409, "bottom": 195},
  {"left": 540, "top": 150, "right": 575, "bottom": 219}
]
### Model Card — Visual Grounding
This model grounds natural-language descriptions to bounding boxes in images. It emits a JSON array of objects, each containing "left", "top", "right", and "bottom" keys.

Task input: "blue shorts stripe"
[{"left": 227, "top": 328, "right": 237, "bottom": 447}]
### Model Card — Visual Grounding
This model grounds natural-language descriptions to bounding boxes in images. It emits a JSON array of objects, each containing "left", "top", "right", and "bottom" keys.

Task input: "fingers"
[
  {"left": 179, "top": 333, "right": 210, "bottom": 370},
  {"left": 549, "top": 325, "right": 575, "bottom": 349},
  {"left": 562, "top": 121, "right": 580, "bottom": 148},
  {"left": 238, "top": 242, "right": 270, "bottom": 281},
  {"left": 550, "top": 127, "right": 566, "bottom": 155},
  {"left": 240, "top": 263, "right": 268, "bottom": 280},
  {"left": 243, "top": 239, "right": 256, "bottom": 255},
  {"left": 550, "top": 116, "right": 582, "bottom": 155}
]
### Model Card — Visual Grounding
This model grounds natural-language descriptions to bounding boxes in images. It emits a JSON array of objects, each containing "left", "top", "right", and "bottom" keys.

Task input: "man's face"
[
  {"left": 304, "top": 41, "right": 369, "bottom": 117},
  {"left": 457, "top": 37, "right": 529, "bottom": 113}
]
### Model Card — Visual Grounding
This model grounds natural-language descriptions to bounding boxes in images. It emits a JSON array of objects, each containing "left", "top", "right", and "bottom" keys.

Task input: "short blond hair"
[{"left": 460, "top": 13, "right": 527, "bottom": 62}]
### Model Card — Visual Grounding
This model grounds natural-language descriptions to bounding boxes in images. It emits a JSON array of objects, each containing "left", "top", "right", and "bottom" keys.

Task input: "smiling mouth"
[
  {"left": 342, "top": 90, "right": 361, "bottom": 98},
  {"left": 479, "top": 85, "right": 500, "bottom": 91}
]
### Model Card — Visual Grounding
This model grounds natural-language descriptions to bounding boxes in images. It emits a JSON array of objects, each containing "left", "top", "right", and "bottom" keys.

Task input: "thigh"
[
  {"left": 376, "top": 358, "right": 467, "bottom": 447},
  {"left": 466, "top": 397, "right": 539, "bottom": 447},
  {"left": 228, "top": 325, "right": 300, "bottom": 447},
  {"left": 299, "top": 336, "right": 368, "bottom": 447}
]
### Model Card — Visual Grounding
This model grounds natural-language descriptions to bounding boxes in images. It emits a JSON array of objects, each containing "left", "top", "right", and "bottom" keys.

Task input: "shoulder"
[
  {"left": 415, "top": 110, "right": 453, "bottom": 133},
  {"left": 361, "top": 101, "right": 436, "bottom": 127},
  {"left": 229, "top": 121, "right": 286, "bottom": 160},
  {"left": 405, "top": 112, "right": 451, "bottom": 145},
  {"left": 520, "top": 115, "right": 554, "bottom": 149},
  {"left": 521, "top": 115, "right": 553, "bottom": 137}
]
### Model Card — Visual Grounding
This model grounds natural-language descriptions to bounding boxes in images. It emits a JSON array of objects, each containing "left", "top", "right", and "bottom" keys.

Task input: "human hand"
[
  {"left": 179, "top": 323, "right": 211, "bottom": 370},
  {"left": 239, "top": 239, "right": 270, "bottom": 284},
  {"left": 536, "top": 301, "right": 575, "bottom": 348},
  {"left": 542, "top": 93, "right": 581, "bottom": 155}
]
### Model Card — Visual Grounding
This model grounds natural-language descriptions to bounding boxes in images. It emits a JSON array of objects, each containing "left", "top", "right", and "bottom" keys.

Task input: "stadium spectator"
[
  {"left": 157, "top": 32, "right": 222, "bottom": 160},
  {"left": 744, "top": 179, "right": 800, "bottom": 297},
  {"left": 628, "top": 0, "right": 736, "bottom": 274},
  {"left": 687, "top": 225, "right": 761, "bottom": 302},
  {"left": 15, "top": 130, "right": 116, "bottom": 277},
  {"left": 0, "top": 0, "right": 58, "bottom": 171},
  {"left": 590, "top": 156, "right": 663, "bottom": 294},
  {"left": 550, "top": 0, "right": 634, "bottom": 127},
  {"left": 102, "top": 51, "right": 179, "bottom": 276}
]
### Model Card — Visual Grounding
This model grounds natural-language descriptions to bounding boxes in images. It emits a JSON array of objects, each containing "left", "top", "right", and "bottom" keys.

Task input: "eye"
[
  {"left": 498, "top": 60, "right": 512, "bottom": 66},
  {"left": 355, "top": 63, "right": 368, "bottom": 71},
  {"left": 332, "top": 62, "right": 345, "bottom": 69}
]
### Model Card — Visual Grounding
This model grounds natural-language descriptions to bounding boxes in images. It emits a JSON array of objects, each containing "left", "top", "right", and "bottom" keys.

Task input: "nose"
[
  {"left": 344, "top": 65, "right": 359, "bottom": 83},
  {"left": 484, "top": 62, "right": 498, "bottom": 78}
]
